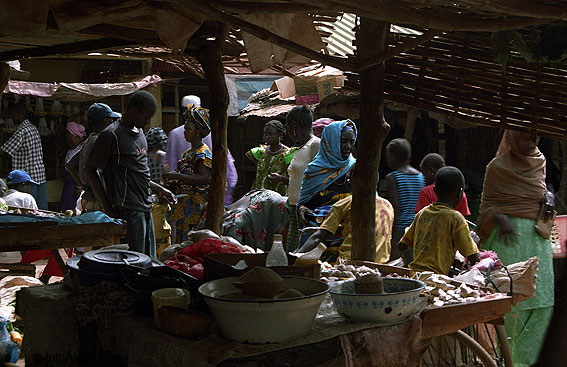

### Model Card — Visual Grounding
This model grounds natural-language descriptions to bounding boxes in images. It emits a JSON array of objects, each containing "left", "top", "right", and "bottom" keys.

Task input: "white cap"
[{"left": 181, "top": 95, "right": 201, "bottom": 108}]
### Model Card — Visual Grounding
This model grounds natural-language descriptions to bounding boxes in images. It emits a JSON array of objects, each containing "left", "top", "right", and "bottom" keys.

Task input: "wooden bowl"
[{"left": 158, "top": 306, "right": 212, "bottom": 338}]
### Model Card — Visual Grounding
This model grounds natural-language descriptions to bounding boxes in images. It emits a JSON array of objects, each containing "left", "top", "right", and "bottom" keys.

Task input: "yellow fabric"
[
  {"left": 152, "top": 203, "right": 172, "bottom": 241},
  {"left": 320, "top": 195, "right": 393, "bottom": 263},
  {"left": 402, "top": 202, "right": 479, "bottom": 275}
]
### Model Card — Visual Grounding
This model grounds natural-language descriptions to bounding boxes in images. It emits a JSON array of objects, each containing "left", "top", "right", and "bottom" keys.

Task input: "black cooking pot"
[{"left": 67, "top": 249, "right": 159, "bottom": 287}]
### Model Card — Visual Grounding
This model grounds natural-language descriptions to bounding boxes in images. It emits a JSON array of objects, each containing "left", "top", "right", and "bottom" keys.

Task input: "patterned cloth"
[
  {"left": 168, "top": 144, "right": 212, "bottom": 240},
  {"left": 184, "top": 105, "right": 211, "bottom": 136},
  {"left": 321, "top": 195, "right": 394, "bottom": 264},
  {"left": 222, "top": 189, "right": 287, "bottom": 251},
  {"left": 145, "top": 127, "right": 168, "bottom": 151},
  {"left": 246, "top": 145, "right": 295, "bottom": 196},
  {"left": 1, "top": 120, "right": 46, "bottom": 183}
]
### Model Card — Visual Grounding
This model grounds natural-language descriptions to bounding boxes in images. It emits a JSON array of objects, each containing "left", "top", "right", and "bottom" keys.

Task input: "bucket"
[{"left": 151, "top": 288, "right": 190, "bottom": 328}]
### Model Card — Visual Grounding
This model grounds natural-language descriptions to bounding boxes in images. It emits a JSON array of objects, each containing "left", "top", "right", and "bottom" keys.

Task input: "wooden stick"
[
  {"left": 0, "top": 38, "right": 134, "bottom": 62},
  {"left": 181, "top": 1, "right": 354, "bottom": 71},
  {"left": 351, "top": 18, "right": 391, "bottom": 262},
  {"left": 208, "top": 1, "right": 321, "bottom": 13},
  {"left": 199, "top": 23, "right": 229, "bottom": 235},
  {"left": 356, "top": 30, "right": 442, "bottom": 71},
  {"left": 288, "top": 0, "right": 551, "bottom": 31}
]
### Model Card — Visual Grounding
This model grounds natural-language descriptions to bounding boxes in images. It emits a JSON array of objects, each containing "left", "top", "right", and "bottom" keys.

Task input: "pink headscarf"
[{"left": 66, "top": 121, "right": 86, "bottom": 138}]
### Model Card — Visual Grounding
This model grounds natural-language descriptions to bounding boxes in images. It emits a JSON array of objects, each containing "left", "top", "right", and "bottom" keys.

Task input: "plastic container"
[
  {"left": 294, "top": 243, "right": 327, "bottom": 266},
  {"left": 151, "top": 288, "right": 190, "bottom": 328},
  {"left": 265, "top": 234, "right": 288, "bottom": 267}
]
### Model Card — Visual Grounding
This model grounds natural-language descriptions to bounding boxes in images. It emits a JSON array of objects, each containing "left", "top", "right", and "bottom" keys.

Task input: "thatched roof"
[{"left": 0, "top": 1, "right": 566, "bottom": 135}]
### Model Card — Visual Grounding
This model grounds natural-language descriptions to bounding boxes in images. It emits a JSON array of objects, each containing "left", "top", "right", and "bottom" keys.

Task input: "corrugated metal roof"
[{"left": 316, "top": 14, "right": 423, "bottom": 57}]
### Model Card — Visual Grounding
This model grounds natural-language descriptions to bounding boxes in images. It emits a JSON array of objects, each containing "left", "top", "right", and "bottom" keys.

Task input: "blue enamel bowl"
[{"left": 330, "top": 278, "right": 426, "bottom": 324}]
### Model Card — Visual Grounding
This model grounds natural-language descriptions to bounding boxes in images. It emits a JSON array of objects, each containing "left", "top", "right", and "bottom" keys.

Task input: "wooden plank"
[
  {"left": 0, "top": 223, "right": 127, "bottom": 252},
  {"left": 420, "top": 296, "right": 513, "bottom": 339}
]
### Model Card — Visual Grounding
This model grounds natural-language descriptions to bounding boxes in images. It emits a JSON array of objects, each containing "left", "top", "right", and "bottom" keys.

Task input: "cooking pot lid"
[{"left": 84, "top": 250, "right": 149, "bottom": 264}]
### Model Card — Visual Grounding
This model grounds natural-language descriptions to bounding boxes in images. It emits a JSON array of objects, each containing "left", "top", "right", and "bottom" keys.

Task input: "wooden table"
[{"left": 0, "top": 221, "right": 126, "bottom": 275}]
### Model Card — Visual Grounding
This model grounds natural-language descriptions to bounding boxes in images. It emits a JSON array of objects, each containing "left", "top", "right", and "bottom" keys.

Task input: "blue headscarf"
[{"left": 298, "top": 120, "right": 357, "bottom": 205}]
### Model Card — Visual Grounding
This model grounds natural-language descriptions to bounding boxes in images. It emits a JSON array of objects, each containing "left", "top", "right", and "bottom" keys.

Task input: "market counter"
[{"left": 17, "top": 282, "right": 512, "bottom": 367}]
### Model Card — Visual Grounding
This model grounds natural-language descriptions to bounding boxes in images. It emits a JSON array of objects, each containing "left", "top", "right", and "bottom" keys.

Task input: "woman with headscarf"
[
  {"left": 163, "top": 105, "right": 212, "bottom": 240},
  {"left": 477, "top": 130, "right": 554, "bottom": 367},
  {"left": 61, "top": 121, "right": 86, "bottom": 211},
  {"left": 246, "top": 120, "right": 295, "bottom": 196},
  {"left": 145, "top": 127, "right": 168, "bottom": 184},
  {"left": 295, "top": 120, "right": 357, "bottom": 255}
]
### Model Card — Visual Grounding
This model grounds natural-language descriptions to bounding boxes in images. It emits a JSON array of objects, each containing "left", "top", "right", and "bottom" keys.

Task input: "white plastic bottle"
[{"left": 265, "top": 234, "right": 289, "bottom": 267}]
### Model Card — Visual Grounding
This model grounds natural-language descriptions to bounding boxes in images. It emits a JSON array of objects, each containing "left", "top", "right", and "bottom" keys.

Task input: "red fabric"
[
  {"left": 415, "top": 184, "right": 471, "bottom": 216},
  {"left": 164, "top": 238, "right": 242, "bottom": 280},
  {"left": 20, "top": 249, "right": 74, "bottom": 277}
]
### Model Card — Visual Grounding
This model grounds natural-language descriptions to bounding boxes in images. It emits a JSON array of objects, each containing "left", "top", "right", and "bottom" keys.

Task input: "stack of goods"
[{"left": 414, "top": 271, "right": 489, "bottom": 307}]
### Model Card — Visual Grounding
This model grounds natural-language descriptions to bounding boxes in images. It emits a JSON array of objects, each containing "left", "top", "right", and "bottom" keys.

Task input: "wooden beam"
[
  {"left": 356, "top": 30, "right": 442, "bottom": 71},
  {"left": 208, "top": 1, "right": 321, "bottom": 13},
  {"left": 470, "top": 0, "right": 567, "bottom": 19},
  {"left": 288, "top": 0, "right": 552, "bottom": 31},
  {"left": 0, "top": 38, "right": 135, "bottom": 61},
  {"left": 179, "top": 1, "right": 354, "bottom": 71},
  {"left": 351, "top": 18, "right": 391, "bottom": 262},
  {"left": 200, "top": 23, "right": 229, "bottom": 235}
]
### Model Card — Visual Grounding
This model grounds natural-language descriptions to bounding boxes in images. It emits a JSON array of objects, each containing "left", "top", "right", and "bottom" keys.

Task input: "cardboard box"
[
  {"left": 293, "top": 66, "right": 343, "bottom": 105},
  {"left": 316, "top": 75, "right": 344, "bottom": 101},
  {"left": 270, "top": 76, "right": 296, "bottom": 99}
]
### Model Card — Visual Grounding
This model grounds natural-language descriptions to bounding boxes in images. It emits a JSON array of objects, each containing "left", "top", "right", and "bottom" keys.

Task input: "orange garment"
[{"left": 477, "top": 130, "right": 546, "bottom": 241}]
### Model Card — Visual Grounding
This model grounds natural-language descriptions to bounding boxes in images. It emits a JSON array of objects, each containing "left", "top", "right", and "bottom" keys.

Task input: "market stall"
[
  {"left": 15, "top": 256, "right": 519, "bottom": 367},
  {"left": 0, "top": 211, "right": 126, "bottom": 275}
]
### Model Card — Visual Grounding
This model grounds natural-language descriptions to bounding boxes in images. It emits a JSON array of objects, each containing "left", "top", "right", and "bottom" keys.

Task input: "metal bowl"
[
  {"left": 199, "top": 276, "right": 329, "bottom": 343},
  {"left": 330, "top": 278, "right": 426, "bottom": 324}
]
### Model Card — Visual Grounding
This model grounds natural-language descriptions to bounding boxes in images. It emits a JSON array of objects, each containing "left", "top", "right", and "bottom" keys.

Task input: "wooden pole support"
[
  {"left": 351, "top": 18, "right": 391, "bottom": 261},
  {"left": 199, "top": 23, "right": 229, "bottom": 235}
]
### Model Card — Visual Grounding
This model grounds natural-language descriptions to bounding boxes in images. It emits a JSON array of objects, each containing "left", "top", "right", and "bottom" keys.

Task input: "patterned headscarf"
[
  {"left": 184, "top": 104, "right": 211, "bottom": 137},
  {"left": 146, "top": 127, "right": 168, "bottom": 150}
]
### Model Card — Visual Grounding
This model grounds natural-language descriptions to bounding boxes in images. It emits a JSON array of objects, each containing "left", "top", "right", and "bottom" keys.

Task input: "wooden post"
[
  {"left": 351, "top": 18, "right": 391, "bottom": 261},
  {"left": 199, "top": 23, "right": 229, "bottom": 235}
]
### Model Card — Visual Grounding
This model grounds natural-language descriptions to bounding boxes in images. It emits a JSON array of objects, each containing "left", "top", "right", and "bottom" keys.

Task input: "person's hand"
[
  {"left": 156, "top": 186, "right": 177, "bottom": 205},
  {"left": 298, "top": 206, "right": 314, "bottom": 225},
  {"left": 267, "top": 173, "right": 282, "bottom": 183},
  {"left": 495, "top": 214, "right": 518, "bottom": 246}
]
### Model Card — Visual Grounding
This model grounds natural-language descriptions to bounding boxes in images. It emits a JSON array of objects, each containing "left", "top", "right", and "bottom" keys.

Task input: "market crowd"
[{"left": 0, "top": 90, "right": 555, "bottom": 366}]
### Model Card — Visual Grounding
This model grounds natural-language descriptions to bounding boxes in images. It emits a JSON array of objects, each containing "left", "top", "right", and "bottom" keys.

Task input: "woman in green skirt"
[{"left": 477, "top": 130, "right": 554, "bottom": 367}]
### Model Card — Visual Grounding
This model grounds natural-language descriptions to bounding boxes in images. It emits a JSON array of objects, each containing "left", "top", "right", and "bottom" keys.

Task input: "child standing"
[
  {"left": 246, "top": 120, "right": 294, "bottom": 196},
  {"left": 163, "top": 105, "right": 212, "bottom": 241},
  {"left": 415, "top": 153, "right": 470, "bottom": 216},
  {"left": 399, "top": 166, "right": 480, "bottom": 275}
]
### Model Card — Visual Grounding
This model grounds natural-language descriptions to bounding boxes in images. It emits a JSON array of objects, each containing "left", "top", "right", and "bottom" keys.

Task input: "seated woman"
[
  {"left": 246, "top": 120, "right": 295, "bottom": 196},
  {"left": 163, "top": 105, "right": 212, "bottom": 241},
  {"left": 219, "top": 189, "right": 288, "bottom": 251},
  {"left": 296, "top": 120, "right": 357, "bottom": 256}
]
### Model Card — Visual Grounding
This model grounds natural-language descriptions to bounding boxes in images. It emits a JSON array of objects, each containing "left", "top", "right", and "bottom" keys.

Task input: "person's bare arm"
[
  {"left": 149, "top": 181, "right": 176, "bottom": 204},
  {"left": 295, "top": 229, "right": 332, "bottom": 254},
  {"left": 267, "top": 173, "right": 290, "bottom": 185},
  {"left": 381, "top": 174, "right": 399, "bottom": 224},
  {"left": 65, "top": 152, "right": 82, "bottom": 186},
  {"left": 85, "top": 161, "right": 114, "bottom": 217},
  {"left": 467, "top": 253, "right": 481, "bottom": 266},
  {"left": 163, "top": 160, "right": 211, "bottom": 186}
]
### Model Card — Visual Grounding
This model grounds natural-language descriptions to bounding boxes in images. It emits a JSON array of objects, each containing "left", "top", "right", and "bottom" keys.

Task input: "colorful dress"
[
  {"left": 168, "top": 144, "right": 212, "bottom": 240},
  {"left": 246, "top": 145, "right": 295, "bottom": 196}
]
